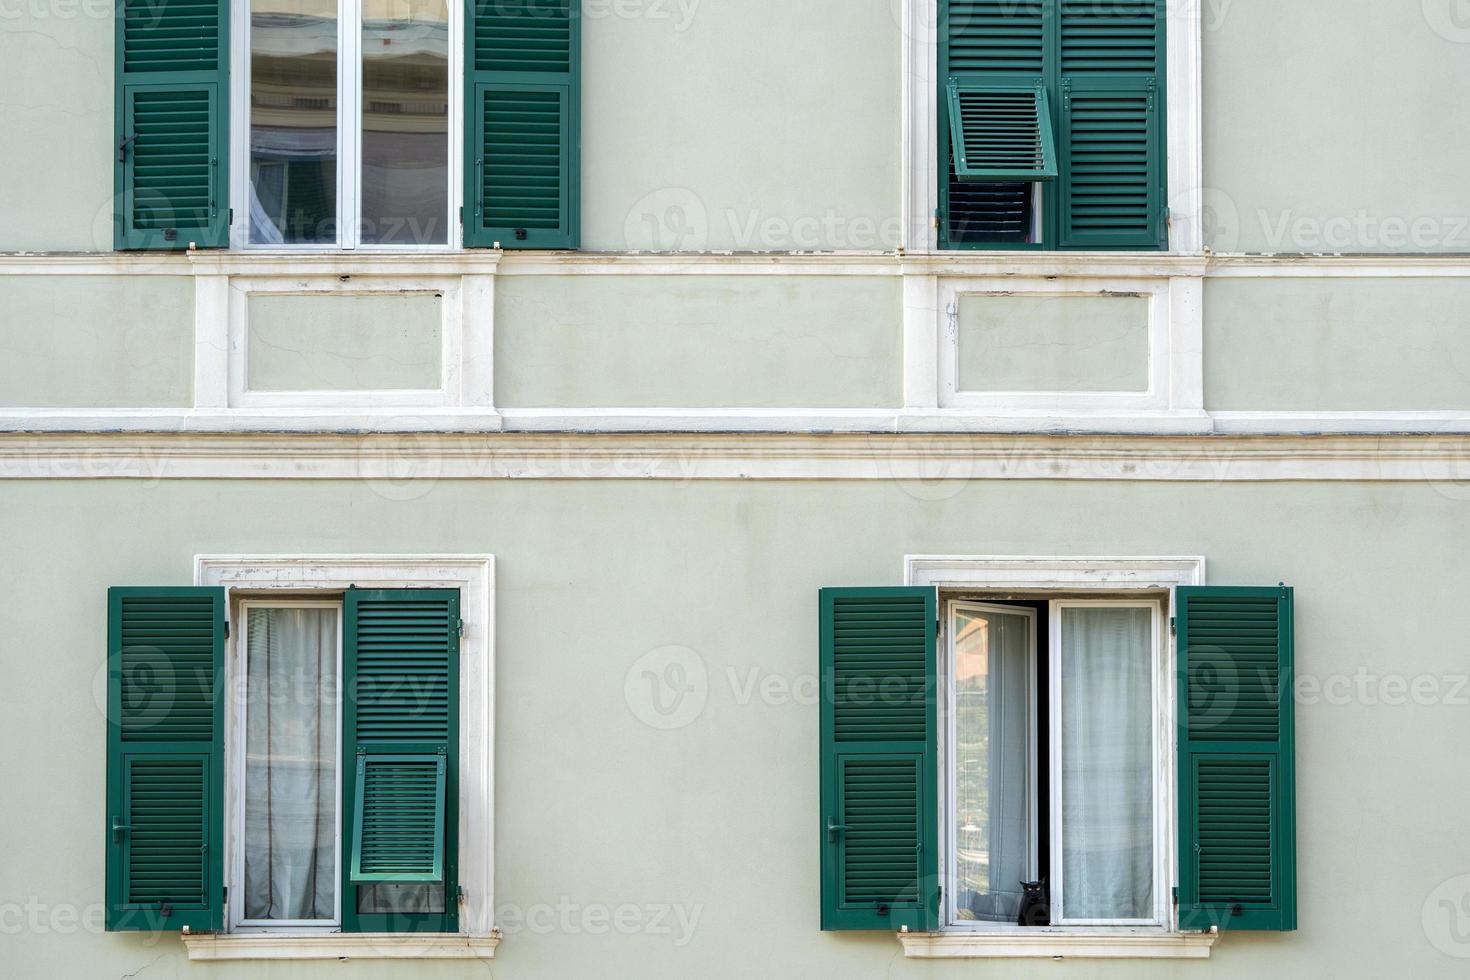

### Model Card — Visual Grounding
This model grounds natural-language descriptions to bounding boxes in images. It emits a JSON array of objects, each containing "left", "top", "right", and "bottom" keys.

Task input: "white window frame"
[
  {"left": 229, "top": 0, "right": 464, "bottom": 251},
  {"left": 1048, "top": 598, "right": 1167, "bottom": 928},
  {"left": 903, "top": 556, "right": 1214, "bottom": 959},
  {"left": 192, "top": 555, "right": 496, "bottom": 958},
  {"left": 901, "top": 0, "right": 1205, "bottom": 254},
  {"left": 941, "top": 600, "right": 1038, "bottom": 928},
  {"left": 229, "top": 598, "right": 345, "bottom": 932}
]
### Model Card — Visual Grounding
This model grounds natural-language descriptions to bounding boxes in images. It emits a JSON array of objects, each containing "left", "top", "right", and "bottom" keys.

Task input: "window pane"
[
  {"left": 953, "top": 607, "right": 1031, "bottom": 923},
  {"left": 244, "top": 607, "right": 339, "bottom": 921},
  {"left": 249, "top": 0, "right": 339, "bottom": 244},
  {"left": 360, "top": 0, "right": 449, "bottom": 245},
  {"left": 1059, "top": 606, "right": 1154, "bottom": 920},
  {"left": 357, "top": 883, "right": 446, "bottom": 915}
]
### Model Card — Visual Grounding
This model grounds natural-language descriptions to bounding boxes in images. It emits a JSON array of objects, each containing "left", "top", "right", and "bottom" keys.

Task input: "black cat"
[{"left": 1017, "top": 879, "right": 1050, "bottom": 927}]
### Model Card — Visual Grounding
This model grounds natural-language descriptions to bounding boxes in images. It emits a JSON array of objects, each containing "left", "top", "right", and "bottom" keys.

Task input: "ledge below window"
[
  {"left": 181, "top": 932, "right": 500, "bottom": 961},
  {"left": 898, "top": 927, "right": 1218, "bottom": 959}
]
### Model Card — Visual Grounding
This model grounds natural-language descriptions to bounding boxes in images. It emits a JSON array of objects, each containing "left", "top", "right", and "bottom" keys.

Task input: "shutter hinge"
[
  {"left": 459, "top": 205, "right": 464, "bottom": 225},
  {"left": 223, "top": 619, "right": 230, "bottom": 639},
  {"left": 1169, "top": 616, "right": 1176, "bottom": 636},
  {"left": 458, "top": 617, "right": 465, "bottom": 639},
  {"left": 228, "top": 208, "right": 234, "bottom": 226},
  {"left": 1172, "top": 885, "right": 1178, "bottom": 906}
]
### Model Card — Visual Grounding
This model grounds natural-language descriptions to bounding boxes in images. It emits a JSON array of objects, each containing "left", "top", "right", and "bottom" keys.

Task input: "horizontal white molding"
[
  {"left": 181, "top": 932, "right": 499, "bottom": 961},
  {"left": 7, "top": 408, "right": 1470, "bottom": 437},
  {"left": 899, "top": 929, "right": 1216, "bottom": 960},
  {"left": 2, "top": 432, "right": 1469, "bottom": 481},
  {"left": 1, "top": 250, "right": 1467, "bottom": 278}
]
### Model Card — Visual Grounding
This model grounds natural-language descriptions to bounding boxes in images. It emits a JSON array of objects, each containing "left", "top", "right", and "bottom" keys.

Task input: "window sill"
[
  {"left": 898, "top": 927, "right": 1218, "bottom": 959},
  {"left": 181, "top": 931, "right": 500, "bottom": 961}
]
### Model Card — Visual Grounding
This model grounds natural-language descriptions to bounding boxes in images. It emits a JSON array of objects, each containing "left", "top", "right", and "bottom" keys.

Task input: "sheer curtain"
[
  {"left": 1059, "top": 606, "right": 1154, "bottom": 921},
  {"left": 244, "top": 606, "right": 338, "bottom": 921},
  {"left": 954, "top": 607, "right": 1031, "bottom": 922}
]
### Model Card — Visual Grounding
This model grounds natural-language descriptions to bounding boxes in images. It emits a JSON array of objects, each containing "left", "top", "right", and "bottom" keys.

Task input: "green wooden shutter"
[
  {"left": 1056, "top": 0, "right": 1166, "bottom": 248},
  {"left": 464, "top": 0, "right": 580, "bottom": 249},
  {"left": 1176, "top": 586, "right": 1297, "bottom": 932},
  {"left": 105, "top": 586, "right": 226, "bottom": 932},
  {"left": 947, "top": 81, "right": 1057, "bottom": 181},
  {"left": 819, "top": 587, "right": 938, "bottom": 931},
  {"left": 114, "top": 0, "right": 230, "bottom": 250},
  {"left": 342, "top": 588, "right": 459, "bottom": 931}
]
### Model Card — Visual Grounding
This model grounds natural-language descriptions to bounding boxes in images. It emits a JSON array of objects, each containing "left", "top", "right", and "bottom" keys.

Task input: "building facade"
[{"left": 2, "top": 1, "right": 1470, "bottom": 977}]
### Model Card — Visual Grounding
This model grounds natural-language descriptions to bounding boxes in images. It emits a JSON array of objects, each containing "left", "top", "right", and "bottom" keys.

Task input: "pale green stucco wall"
[
  {"left": 956, "top": 293, "right": 1150, "bottom": 393},
  {"left": 0, "top": 276, "right": 194, "bottom": 407},
  {"left": 1204, "top": 0, "right": 1470, "bottom": 253},
  {"left": 1, "top": 478, "right": 1469, "bottom": 978},
  {"left": 494, "top": 275, "right": 902, "bottom": 408},
  {"left": 1204, "top": 278, "right": 1470, "bottom": 411},
  {"left": 246, "top": 293, "right": 443, "bottom": 392}
]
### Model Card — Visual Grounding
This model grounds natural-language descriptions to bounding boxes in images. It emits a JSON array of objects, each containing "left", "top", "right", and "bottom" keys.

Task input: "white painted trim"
[
  {"left": 898, "top": 928, "right": 1216, "bottom": 959},
  {"left": 220, "top": 275, "right": 464, "bottom": 410},
  {"left": 933, "top": 275, "right": 1202, "bottom": 416},
  {"left": 182, "top": 932, "right": 499, "bottom": 960},
  {"left": 5, "top": 432, "right": 1470, "bottom": 481},
  {"left": 5, "top": 251, "right": 1470, "bottom": 278},
  {"left": 900, "top": 0, "right": 1204, "bottom": 252},
  {"left": 194, "top": 556, "right": 496, "bottom": 939},
  {"left": 906, "top": 556, "right": 1206, "bottom": 592}
]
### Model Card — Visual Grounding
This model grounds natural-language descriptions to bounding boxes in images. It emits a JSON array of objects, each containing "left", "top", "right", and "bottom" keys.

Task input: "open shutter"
[
  {"left": 947, "top": 81, "right": 1057, "bottom": 181},
  {"left": 1056, "top": 0, "right": 1166, "bottom": 248},
  {"left": 1176, "top": 586, "right": 1297, "bottom": 932},
  {"left": 114, "top": 0, "right": 230, "bottom": 250},
  {"left": 105, "top": 587, "right": 226, "bottom": 932},
  {"left": 939, "top": 0, "right": 1047, "bottom": 245},
  {"left": 342, "top": 589, "right": 459, "bottom": 929},
  {"left": 464, "top": 0, "right": 580, "bottom": 249},
  {"left": 819, "top": 587, "right": 938, "bottom": 931}
]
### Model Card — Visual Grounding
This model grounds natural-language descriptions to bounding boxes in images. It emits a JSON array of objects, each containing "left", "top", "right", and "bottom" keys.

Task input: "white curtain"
[
  {"left": 953, "top": 607, "right": 1030, "bottom": 922},
  {"left": 1059, "top": 606, "right": 1154, "bottom": 921},
  {"left": 244, "top": 607, "right": 337, "bottom": 921}
]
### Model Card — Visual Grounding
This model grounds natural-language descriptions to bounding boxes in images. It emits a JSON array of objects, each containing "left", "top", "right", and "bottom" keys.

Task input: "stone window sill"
[
  {"left": 181, "top": 931, "right": 500, "bottom": 961},
  {"left": 898, "top": 926, "right": 1218, "bottom": 959}
]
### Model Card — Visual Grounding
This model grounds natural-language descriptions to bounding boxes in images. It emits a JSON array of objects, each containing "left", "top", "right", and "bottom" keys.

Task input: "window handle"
[
  {"left": 827, "top": 817, "right": 845, "bottom": 842},
  {"left": 111, "top": 816, "right": 129, "bottom": 843},
  {"left": 117, "top": 133, "right": 137, "bottom": 163}
]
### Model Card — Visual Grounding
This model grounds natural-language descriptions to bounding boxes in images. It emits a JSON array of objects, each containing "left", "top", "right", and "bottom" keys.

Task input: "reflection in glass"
[
  {"left": 1059, "top": 606, "right": 1154, "bottom": 921},
  {"left": 249, "top": 0, "right": 338, "bottom": 244},
  {"left": 243, "top": 606, "right": 339, "bottom": 921},
  {"left": 360, "top": 0, "right": 449, "bottom": 245},
  {"left": 953, "top": 607, "right": 1031, "bottom": 923}
]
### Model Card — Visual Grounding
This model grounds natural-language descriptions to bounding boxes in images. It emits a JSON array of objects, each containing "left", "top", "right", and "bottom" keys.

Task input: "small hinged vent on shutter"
[{"left": 947, "top": 80, "right": 1058, "bottom": 181}]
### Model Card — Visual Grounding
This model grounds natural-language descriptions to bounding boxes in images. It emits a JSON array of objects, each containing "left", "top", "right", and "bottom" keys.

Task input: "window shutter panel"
[
  {"left": 1056, "top": 0, "right": 1166, "bottom": 248},
  {"left": 463, "top": 0, "right": 580, "bottom": 249},
  {"left": 342, "top": 590, "right": 459, "bottom": 923},
  {"left": 939, "top": 0, "right": 1046, "bottom": 245},
  {"left": 1176, "top": 586, "right": 1297, "bottom": 932},
  {"left": 105, "top": 587, "right": 226, "bottom": 932},
  {"left": 114, "top": 0, "right": 230, "bottom": 250},
  {"left": 819, "top": 587, "right": 938, "bottom": 931}
]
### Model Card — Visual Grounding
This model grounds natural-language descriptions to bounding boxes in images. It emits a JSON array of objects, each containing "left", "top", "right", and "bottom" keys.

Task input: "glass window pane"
[
  {"left": 249, "top": 0, "right": 339, "bottom": 244},
  {"left": 360, "top": 0, "right": 449, "bottom": 245},
  {"left": 1059, "top": 606, "right": 1154, "bottom": 921},
  {"left": 244, "top": 606, "right": 339, "bottom": 921},
  {"left": 953, "top": 607, "right": 1031, "bottom": 923}
]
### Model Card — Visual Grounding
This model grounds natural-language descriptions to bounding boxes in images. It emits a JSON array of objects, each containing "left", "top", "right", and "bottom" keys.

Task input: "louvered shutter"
[
  {"left": 464, "top": 0, "right": 580, "bottom": 249},
  {"left": 1176, "top": 586, "right": 1297, "bottom": 932},
  {"left": 947, "top": 82, "right": 1057, "bottom": 181},
  {"left": 105, "top": 587, "right": 226, "bottom": 932},
  {"left": 819, "top": 587, "right": 938, "bottom": 931},
  {"left": 939, "top": 0, "right": 1046, "bottom": 245},
  {"left": 114, "top": 0, "right": 229, "bottom": 250},
  {"left": 1057, "top": 0, "right": 1166, "bottom": 248},
  {"left": 342, "top": 589, "right": 459, "bottom": 929}
]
